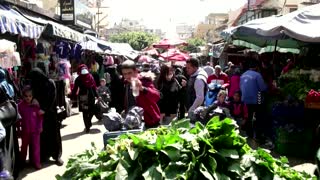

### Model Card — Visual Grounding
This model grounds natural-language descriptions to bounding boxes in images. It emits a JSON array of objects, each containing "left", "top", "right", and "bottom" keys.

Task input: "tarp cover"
[{"left": 257, "top": 3, "right": 320, "bottom": 43}]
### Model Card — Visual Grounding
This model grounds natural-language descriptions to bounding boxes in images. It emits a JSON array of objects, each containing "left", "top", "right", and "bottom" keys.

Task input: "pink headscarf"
[{"left": 77, "top": 64, "right": 96, "bottom": 89}]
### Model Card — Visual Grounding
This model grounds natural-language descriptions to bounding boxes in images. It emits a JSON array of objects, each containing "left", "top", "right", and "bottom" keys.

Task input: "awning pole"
[{"left": 272, "top": 40, "right": 278, "bottom": 62}]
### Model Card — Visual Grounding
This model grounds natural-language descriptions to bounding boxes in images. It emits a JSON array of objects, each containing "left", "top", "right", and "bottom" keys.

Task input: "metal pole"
[
  {"left": 246, "top": 0, "right": 250, "bottom": 23},
  {"left": 97, "top": 6, "right": 100, "bottom": 35}
]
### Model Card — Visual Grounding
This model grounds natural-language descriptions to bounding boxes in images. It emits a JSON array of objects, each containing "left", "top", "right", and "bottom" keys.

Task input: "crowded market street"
[{"left": 0, "top": 0, "right": 320, "bottom": 179}]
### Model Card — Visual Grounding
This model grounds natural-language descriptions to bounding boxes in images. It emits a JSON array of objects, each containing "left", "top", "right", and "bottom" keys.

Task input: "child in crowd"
[
  {"left": 229, "top": 90, "right": 248, "bottom": 128},
  {"left": 214, "top": 90, "right": 229, "bottom": 108},
  {"left": 18, "top": 86, "right": 44, "bottom": 170},
  {"left": 97, "top": 78, "right": 111, "bottom": 104}
]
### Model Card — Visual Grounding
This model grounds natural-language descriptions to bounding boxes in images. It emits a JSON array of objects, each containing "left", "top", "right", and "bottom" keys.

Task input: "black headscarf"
[
  {"left": 27, "top": 68, "right": 49, "bottom": 84},
  {"left": 27, "top": 68, "right": 56, "bottom": 112}
]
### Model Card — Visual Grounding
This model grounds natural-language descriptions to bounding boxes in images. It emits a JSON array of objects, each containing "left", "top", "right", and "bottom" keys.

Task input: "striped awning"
[
  {"left": 0, "top": 5, "right": 44, "bottom": 39},
  {"left": 15, "top": 10, "right": 85, "bottom": 42}
]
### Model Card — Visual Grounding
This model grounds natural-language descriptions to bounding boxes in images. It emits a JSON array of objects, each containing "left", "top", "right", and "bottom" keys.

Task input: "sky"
[{"left": 104, "top": 0, "right": 246, "bottom": 35}]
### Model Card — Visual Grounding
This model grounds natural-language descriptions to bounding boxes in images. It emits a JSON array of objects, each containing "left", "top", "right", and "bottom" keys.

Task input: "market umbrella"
[
  {"left": 257, "top": 3, "right": 320, "bottom": 43},
  {"left": 142, "top": 47, "right": 159, "bottom": 56},
  {"left": 138, "top": 55, "right": 155, "bottom": 63},
  {"left": 160, "top": 48, "right": 190, "bottom": 61},
  {"left": 221, "top": 16, "right": 306, "bottom": 53},
  {"left": 153, "top": 38, "right": 188, "bottom": 49}
]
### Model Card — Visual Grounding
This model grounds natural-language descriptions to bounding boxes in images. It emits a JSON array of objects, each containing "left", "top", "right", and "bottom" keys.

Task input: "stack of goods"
[
  {"left": 57, "top": 118, "right": 314, "bottom": 179},
  {"left": 305, "top": 89, "right": 320, "bottom": 109}
]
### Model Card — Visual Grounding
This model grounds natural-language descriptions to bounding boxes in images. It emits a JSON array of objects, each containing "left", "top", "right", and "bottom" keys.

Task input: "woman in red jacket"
[{"left": 121, "top": 60, "right": 161, "bottom": 128}]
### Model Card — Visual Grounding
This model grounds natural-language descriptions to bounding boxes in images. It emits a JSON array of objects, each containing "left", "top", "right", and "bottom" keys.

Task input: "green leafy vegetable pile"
[
  {"left": 56, "top": 117, "right": 315, "bottom": 180},
  {"left": 278, "top": 69, "right": 320, "bottom": 101}
]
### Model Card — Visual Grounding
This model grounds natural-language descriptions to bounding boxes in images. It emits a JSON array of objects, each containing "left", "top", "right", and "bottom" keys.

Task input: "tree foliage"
[
  {"left": 109, "top": 31, "right": 159, "bottom": 51},
  {"left": 183, "top": 38, "right": 206, "bottom": 53}
]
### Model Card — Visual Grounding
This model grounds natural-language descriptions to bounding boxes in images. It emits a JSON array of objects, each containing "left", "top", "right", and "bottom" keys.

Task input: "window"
[{"left": 261, "top": 9, "right": 277, "bottom": 18}]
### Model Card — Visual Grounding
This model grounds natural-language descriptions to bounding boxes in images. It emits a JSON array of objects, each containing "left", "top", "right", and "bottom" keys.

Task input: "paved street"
[{"left": 17, "top": 112, "right": 105, "bottom": 180}]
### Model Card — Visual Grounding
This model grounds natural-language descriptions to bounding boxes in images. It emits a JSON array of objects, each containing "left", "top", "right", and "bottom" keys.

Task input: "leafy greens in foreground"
[{"left": 56, "top": 117, "right": 315, "bottom": 180}]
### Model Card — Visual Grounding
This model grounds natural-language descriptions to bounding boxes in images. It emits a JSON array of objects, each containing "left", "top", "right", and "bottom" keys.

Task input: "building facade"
[
  {"left": 228, "top": 0, "right": 319, "bottom": 27},
  {"left": 104, "top": 19, "right": 163, "bottom": 39},
  {"left": 194, "top": 13, "right": 228, "bottom": 43},
  {"left": 175, "top": 23, "right": 194, "bottom": 40}
]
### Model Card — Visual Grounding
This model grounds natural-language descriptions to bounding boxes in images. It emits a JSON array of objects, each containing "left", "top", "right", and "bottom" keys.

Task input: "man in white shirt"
[{"left": 185, "top": 58, "right": 208, "bottom": 116}]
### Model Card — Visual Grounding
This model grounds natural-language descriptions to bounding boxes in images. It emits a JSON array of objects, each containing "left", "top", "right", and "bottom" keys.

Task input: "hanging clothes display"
[
  {"left": 56, "top": 58, "right": 71, "bottom": 81},
  {"left": 71, "top": 43, "right": 82, "bottom": 62},
  {"left": 0, "top": 40, "right": 21, "bottom": 68},
  {"left": 21, "top": 38, "right": 36, "bottom": 61},
  {"left": 55, "top": 41, "right": 71, "bottom": 59}
]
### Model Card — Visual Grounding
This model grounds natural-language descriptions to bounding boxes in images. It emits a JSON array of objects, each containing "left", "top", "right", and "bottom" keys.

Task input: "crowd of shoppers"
[{"left": 0, "top": 54, "right": 277, "bottom": 178}]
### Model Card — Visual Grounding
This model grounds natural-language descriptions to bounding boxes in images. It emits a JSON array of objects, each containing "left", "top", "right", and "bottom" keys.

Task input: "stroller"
[
  {"left": 95, "top": 93, "right": 111, "bottom": 121},
  {"left": 205, "top": 82, "right": 222, "bottom": 107}
]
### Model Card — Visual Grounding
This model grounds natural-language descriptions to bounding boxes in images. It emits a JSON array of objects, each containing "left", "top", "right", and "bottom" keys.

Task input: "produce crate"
[
  {"left": 103, "top": 123, "right": 145, "bottom": 147},
  {"left": 275, "top": 128, "right": 313, "bottom": 157},
  {"left": 305, "top": 102, "right": 320, "bottom": 109}
]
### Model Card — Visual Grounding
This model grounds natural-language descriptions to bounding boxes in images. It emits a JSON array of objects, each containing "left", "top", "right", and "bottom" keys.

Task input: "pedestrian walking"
[
  {"left": 157, "top": 65, "right": 181, "bottom": 124},
  {"left": 71, "top": 64, "right": 98, "bottom": 133},
  {"left": 185, "top": 58, "right": 208, "bottom": 117},
  {"left": 27, "top": 68, "right": 63, "bottom": 166},
  {"left": 229, "top": 68, "right": 241, "bottom": 99},
  {"left": 121, "top": 60, "right": 161, "bottom": 128},
  {"left": 240, "top": 59, "right": 267, "bottom": 140}
]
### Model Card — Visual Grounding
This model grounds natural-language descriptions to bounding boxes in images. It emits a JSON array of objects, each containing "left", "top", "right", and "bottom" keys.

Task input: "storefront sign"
[
  {"left": 60, "top": 0, "right": 74, "bottom": 21},
  {"left": 74, "top": 0, "right": 94, "bottom": 29}
]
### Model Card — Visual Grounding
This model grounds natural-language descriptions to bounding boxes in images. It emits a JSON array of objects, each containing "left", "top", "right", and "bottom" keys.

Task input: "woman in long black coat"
[
  {"left": 27, "top": 68, "right": 64, "bottom": 166},
  {"left": 106, "top": 66, "right": 124, "bottom": 113}
]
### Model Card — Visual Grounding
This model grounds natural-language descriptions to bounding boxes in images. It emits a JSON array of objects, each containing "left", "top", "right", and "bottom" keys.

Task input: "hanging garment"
[
  {"left": 57, "top": 59, "right": 71, "bottom": 81},
  {"left": 55, "top": 41, "right": 71, "bottom": 59}
]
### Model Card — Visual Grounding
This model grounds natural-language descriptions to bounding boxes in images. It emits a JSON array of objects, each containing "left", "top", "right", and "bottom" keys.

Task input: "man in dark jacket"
[{"left": 121, "top": 60, "right": 161, "bottom": 128}]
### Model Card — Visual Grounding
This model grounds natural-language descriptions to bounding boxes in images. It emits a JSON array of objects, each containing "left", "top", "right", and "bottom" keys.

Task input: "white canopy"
[{"left": 257, "top": 3, "right": 320, "bottom": 43}]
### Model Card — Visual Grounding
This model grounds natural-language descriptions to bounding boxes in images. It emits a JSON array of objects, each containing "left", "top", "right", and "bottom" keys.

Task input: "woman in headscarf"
[
  {"left": 27, "top": 68, "right": 64, "bottom": 166},
  {"left": 106, "top": 65, "right": 124, "bottom": 113},
  {"left": 72, "top": 64, "right": 98, "bottom": 133},
  {"left": 0, "top": 69, "right": 14, "bottom": 101},
  {"left": 0, "top": 68, "right": 20, "bottom": 178}
]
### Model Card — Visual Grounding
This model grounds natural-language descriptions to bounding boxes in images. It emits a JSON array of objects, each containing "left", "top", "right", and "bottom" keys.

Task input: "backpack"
[{"left": 205, "top": 82, "right": 222, "bottom": 107}]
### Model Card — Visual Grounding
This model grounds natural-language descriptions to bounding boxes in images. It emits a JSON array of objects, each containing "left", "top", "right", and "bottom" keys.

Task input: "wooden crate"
[{"left": 305, "top": 102, "right": 320, "bottom": 109}]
